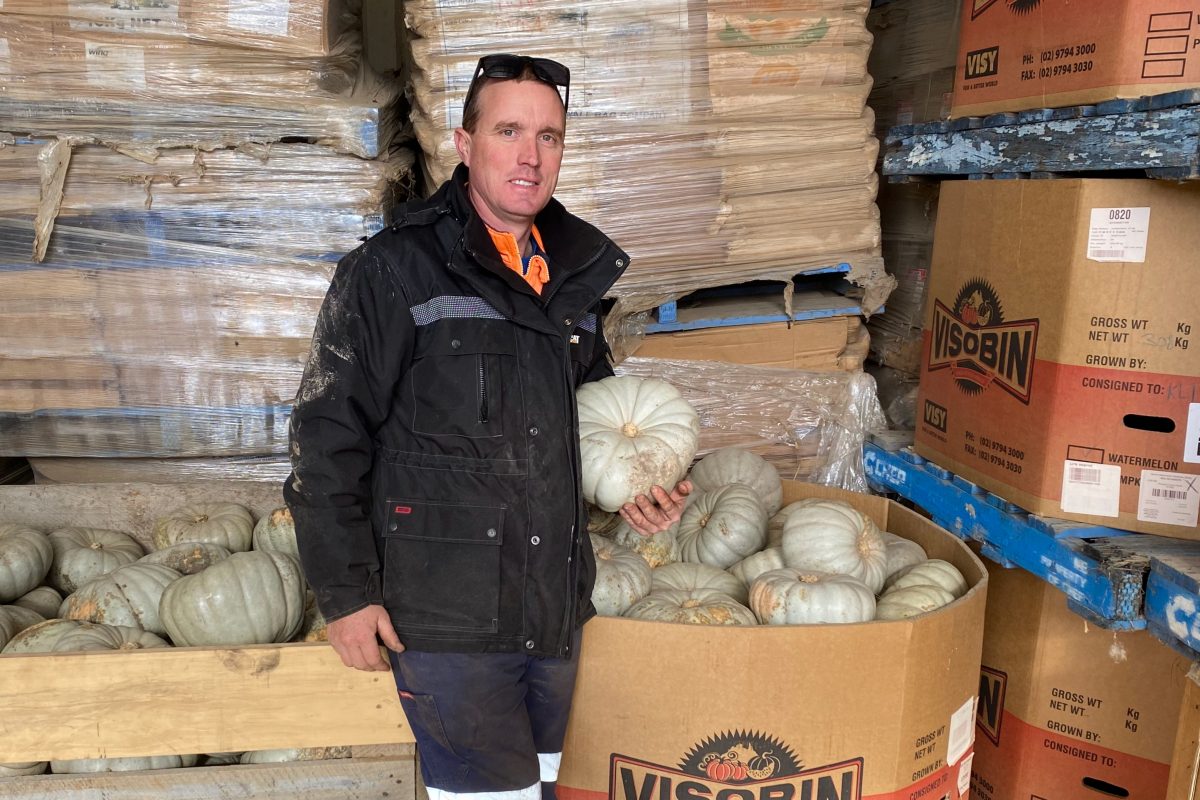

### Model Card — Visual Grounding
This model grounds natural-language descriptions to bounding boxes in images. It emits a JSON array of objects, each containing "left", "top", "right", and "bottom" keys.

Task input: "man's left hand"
[{"left": 619, "top": 480, "right": 693, "bottom": 536}]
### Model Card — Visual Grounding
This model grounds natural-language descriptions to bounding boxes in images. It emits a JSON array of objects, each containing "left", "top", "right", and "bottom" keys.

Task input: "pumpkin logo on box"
[
  {"left": 610, "top": 731, "right": 863, "bottom": 800},
  {"left": 928, "top": 279, "right": 1039, "bottom": 404}
]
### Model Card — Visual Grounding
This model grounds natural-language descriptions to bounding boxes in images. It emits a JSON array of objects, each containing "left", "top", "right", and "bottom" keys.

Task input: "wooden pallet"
[{"left": 883, "top": 89, "right": 1200, "bottom": 180}]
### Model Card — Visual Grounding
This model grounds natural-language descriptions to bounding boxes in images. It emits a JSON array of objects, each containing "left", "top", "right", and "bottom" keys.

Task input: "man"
[{"left": 285, "top": 54, "right": 690, "bottom": 800}]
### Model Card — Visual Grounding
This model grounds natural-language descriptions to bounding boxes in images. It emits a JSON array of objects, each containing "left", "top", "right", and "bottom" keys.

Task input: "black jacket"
[{"left": 284, "top": 164, "right": 628, "bottom": 657}]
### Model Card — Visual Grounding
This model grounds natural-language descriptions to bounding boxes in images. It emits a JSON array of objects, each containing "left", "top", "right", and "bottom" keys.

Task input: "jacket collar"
[{"left": 437, "top": 164, "right": 628, "bottom": 317}]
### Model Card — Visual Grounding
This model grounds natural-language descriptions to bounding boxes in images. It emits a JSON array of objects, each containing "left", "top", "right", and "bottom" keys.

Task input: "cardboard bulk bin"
[
  {"left": 559, "top": 482, "right": 988, "bottom": 800},
  {"left": 951, "top": 0, "right": 1200, "bottom": 118},
  {"left": 915, "top": 179, "right": 1200, "bottom": 538},
  {"left": 970, "top": 560, "right": 1193, "bottom": 800}
]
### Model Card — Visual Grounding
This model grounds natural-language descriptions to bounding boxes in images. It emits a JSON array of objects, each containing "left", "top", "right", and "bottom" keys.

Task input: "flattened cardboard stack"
[
  {"left": 403, "top": 0, "right": 891, "bottom": 313},
  {"left": 0, "top": 2, "right": 412, "bottom": 457},
  {"left": 864, "top": 0, "right": 960, "bottom": 378},
  {"left": 0, "top": 0, "right": 400, "bottom": 157}
]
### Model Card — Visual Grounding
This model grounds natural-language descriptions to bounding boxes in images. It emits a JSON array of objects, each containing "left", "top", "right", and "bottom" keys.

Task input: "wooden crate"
[{"left": 0, "top": 482, "right": 416, "bottom": 794}]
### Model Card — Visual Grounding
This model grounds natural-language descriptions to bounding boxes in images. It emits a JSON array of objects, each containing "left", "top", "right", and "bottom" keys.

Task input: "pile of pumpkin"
[
  {"left": 578, "top": 375, "right": 968, "bottom": 626},
  {"left": 0, "top": 504, "right": 345, "bottom": 776}
]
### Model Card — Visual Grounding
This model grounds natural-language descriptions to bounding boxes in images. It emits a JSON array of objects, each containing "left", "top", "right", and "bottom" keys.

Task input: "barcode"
[
  {"left": 1069, "top": 466, "right": 1102, "bottom": 485},
  {"left": 1152, "top": 488, "right": 1189, "bottom": 500},
  {"left": 1089, "top": 249, "right": 1124, "bottom": 258}
]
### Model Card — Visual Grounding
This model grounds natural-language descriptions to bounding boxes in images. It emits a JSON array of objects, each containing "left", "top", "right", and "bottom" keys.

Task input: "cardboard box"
[
  {"left": 559, "top": 482, "right": 988, "bottom": 800},
  {"left": 971, "top": 559, "right": 1193, "bottom": 800},
  {"left": 915, "top": 179, "right": 1200, "bottom": 537},
  {"left": 633, "top": 313, "right": 866, "bottom": 371},
  {"left": 1167, "top": 665, "right": 1200, "bottom": 799},
  {"left": 951, "top": 0, "right": 1200, "bottom": 118}
]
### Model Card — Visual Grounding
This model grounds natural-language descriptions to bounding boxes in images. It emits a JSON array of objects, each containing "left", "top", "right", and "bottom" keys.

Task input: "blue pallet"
[
  {"left": 649, "top": 264, "right": 858, "bottom": 332},
  {"left": 1145, "top": 552, "right": 1200, "bottom": 659},
  {"left": 865, "top": 441, "right": 1200, "bottom": 657},
  {"left": 865, "top": 442, "right": 1141, "bottom": 628},
  {"left": 883, "top": 90, "right": 1200, "bottom": 180}
]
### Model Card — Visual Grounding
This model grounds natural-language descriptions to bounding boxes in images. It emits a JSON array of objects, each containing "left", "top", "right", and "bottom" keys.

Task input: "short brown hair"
[{"left": 460, "top": 65, "right": 564, "bottom": 133}]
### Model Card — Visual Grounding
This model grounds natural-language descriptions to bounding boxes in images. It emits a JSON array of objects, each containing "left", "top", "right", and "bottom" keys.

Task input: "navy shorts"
[{"left": 388, "top": 631, "right": 582, "bottom": 800}]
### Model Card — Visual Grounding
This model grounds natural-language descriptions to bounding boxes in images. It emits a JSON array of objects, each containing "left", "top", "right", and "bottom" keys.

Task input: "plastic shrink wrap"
[
  {"left": 615, "top": 356, "right": 886, "bottom": 491},
  {"left": 0, "top": 2, "right": 399, "bottom": 156},
  {"left": 402, "top": 0, "right": 893, "bottom": 314},
  {"left": 0, "top": 141, "right": 414, "bottom": 457}
]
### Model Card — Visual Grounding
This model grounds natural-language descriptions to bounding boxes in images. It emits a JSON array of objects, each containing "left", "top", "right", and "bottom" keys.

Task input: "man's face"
[{"left": 454, "top": 78, "right": 566, "bottom": 231}]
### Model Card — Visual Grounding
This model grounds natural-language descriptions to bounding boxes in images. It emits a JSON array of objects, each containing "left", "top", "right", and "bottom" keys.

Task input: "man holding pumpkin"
[{"left": 285, "top": 54, "right": 690, "bottom": 800}]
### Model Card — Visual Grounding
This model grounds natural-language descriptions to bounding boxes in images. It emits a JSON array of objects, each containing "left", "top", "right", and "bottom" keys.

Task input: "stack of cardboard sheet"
[
  {"left": 0, "top": 2, "right": 413, "bottom": 458},
  {"left": 403, "top": 0, "right": 892, "bottom": 314},
  {"left": 864, "top": 0, "right": 960, "bottom": 377},
  {"left": 0, "top": 0, "right": 399, "bottom": 157}
]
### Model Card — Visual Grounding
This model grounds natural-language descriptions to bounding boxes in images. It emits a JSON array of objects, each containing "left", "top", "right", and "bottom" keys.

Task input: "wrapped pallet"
[
  {"left": 615, "top": 356, "right": 886, "bottom": 489},
  {"left": 0, "top": 143, "right": 414, "bottom": 456},
  {"left": 0, "top": 3, "right": 400, "bottom": 157},
  {"left": 402, "top": 0, "right": 892, "bottom": 314}
]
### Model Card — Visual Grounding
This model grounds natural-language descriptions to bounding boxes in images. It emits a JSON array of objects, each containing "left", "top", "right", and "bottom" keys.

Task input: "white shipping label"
[
  {"left": 1088, "top": 207, "right": 1151, "bottom": 262},
  {"left": 1060, "top": 460, "right": 1122, "bottom": 517},
  {"left": 946, "top": 696, "right": 976, "bottom": 767},
  {"left": 67, "top": 0, "right": 180, "bottom": 34},
  {"left": 227, "top": 0, "right": 289, "bottom": 35},
  {"left": 1186, "top": 403, "right": 1200, "bottom": 464},
  {"left": 957, "top": 752, "right": 974, "bottom": 798},
  {"left": 1138, "top": 470, "right": 1200, "bottom": 528},
  {"left": 84, "top": 42, "right": 146, "bottom": 90}
]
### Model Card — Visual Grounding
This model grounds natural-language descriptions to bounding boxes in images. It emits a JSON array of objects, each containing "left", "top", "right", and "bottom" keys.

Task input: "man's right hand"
[{"left": 326, "top": 604, "right": 405, "bottom": 671}]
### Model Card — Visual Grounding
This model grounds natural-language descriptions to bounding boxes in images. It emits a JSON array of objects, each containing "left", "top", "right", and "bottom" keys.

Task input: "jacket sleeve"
[
  {"left": 578, "top": 302, "right": 615, "bottom": 385},
  {"left": 283, "top": 243, "right": 414, "bottom": 622}
]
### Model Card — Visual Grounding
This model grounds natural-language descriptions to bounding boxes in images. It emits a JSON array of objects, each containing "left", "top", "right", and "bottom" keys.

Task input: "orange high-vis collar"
[{"left": 488, "top": 225, "right": 549, "bottom": 295}]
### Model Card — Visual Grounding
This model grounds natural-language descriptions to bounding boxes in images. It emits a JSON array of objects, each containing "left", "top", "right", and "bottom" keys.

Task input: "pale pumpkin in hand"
[{"left": 576, "top": 376, "right": 700, "bottom": 512}]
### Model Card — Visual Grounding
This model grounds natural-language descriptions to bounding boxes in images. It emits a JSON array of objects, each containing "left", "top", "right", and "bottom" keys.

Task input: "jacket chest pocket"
[
  {"left": 382, "top": 497, "right": 505, "bottom": 633},
  {"left": 569, "top": 325, "right": 597, "bottom": 387},
  {"left": 409, "top": 324, "right": 517, "bottom": 439}
]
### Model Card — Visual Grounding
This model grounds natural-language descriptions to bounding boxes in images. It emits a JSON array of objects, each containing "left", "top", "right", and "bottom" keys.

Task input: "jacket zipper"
[{"left": 477, "top": 354, "right": 489, "bottom": 423}]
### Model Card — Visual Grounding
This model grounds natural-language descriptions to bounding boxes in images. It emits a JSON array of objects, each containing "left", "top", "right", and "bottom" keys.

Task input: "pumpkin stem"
[
  {"left": 620, "top": 422, "right": 639, "bottom": 438},
  {"left": 89, "top": 542, "right": 103, "bottom": 550}
]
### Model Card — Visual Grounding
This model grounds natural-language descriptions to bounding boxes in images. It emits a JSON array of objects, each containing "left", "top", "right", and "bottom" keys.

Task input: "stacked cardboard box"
[
  {"left": 951, "top": 0, "right": 1200, "bottom": 119},
  {"left": 402, "top": 0, "right": 892, "bottom": 314},
  {"left": 971, "top": 559, "right": 1193, "bottom": 799},
  {"left": 916, "top": 179, "right": 1200, "bottom": 538},
  {"left": 0, "top": 2, "right": 412, "bottom": 457}
]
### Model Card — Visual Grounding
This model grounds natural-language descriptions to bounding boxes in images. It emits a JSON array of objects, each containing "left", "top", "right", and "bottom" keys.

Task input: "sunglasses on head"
[{"left": 464, "top": 53, "right": 571, "bottom": 112}]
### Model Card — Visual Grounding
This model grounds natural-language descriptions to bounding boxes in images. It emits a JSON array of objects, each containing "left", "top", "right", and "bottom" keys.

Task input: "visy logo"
[
  {"left": 965, "top": 46, "right": 1000, "bottom": 79},
  {"left": 923, "top": 400, "right": 948, "bottom": 433},
  {"left": 610, "top": 731, "right": 863, "bottom": 800},
  {"left": 928, "top": 279, "right": 1039, "bottom": 404}
]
